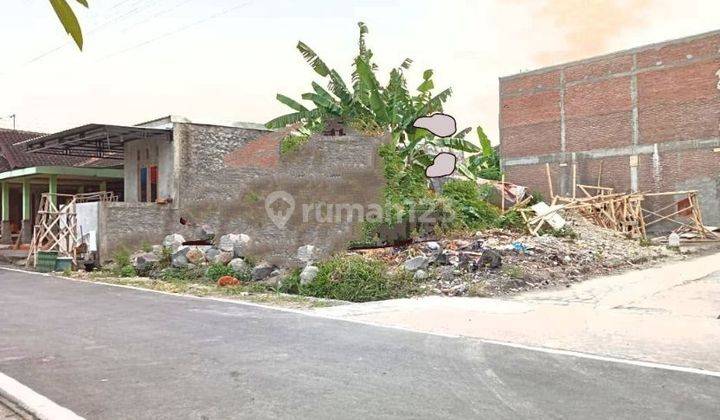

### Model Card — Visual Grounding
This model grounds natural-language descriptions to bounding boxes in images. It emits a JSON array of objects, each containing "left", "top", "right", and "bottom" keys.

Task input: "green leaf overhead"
[{"left": 48, "top": 0, "right": 86, "bottom": 50}]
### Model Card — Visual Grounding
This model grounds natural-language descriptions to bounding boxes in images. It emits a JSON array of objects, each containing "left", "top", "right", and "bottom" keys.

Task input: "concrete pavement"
[
  {"left": 313, "top": 251, "right": 720, "bottom": 372},
  {"left": 1, "top": 267, "right": 720, "bottom": 419}
]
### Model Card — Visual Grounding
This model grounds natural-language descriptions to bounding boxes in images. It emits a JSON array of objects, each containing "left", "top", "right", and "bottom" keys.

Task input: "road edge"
[{"left": 0, "top": 371, "right": 84, "bottom": 420}]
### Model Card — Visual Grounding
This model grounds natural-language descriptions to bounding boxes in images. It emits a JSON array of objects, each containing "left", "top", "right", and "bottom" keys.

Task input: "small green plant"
[
  {"left": 497, "top": 210, "right": 525, "bottom": 231},
  {"left": 501, "top": 265, "right": 524, "bottom": 279},
  {"left": 638, "top": 237, "right": 653, "bottom": 247},
  {"left": 441, "top": 179, "right": 501, "bottom": 230},
  {"left": 140, "top": 241, "right": 152, "bottom": 252},
  {"left": 282, "top": 255, "right": 416, "bottom": 302},
  {"left": 280, "top": 134, "right": 309, "bottom": 155},
  {"left": 119, "top": 265, "right": 137, "bottom": 278},
  {"left": 205, "top": 263, "right": 238, "bottom": 282},
  {"left": 114, "top": 248, "right": 131, "bottom": 267},
  {"left": 547, "top": 226, "right": 578, "bottom": 239},
  {"left": 244, "top": 191, "right": 261, "bottom": 204},
  {"left": 62, "top": 267, "right": 73, "bottom": 277}
]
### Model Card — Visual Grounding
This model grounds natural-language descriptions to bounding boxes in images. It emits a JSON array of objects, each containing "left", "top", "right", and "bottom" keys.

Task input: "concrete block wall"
[
  {"left": 101, "top": 123, "right": 387, "bottom": 264},
  {"left": 500, "top": 30, "right": 720, "bottom": 225}
]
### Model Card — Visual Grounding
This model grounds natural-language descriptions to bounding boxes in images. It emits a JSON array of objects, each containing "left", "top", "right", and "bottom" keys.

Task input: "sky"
[{"left": 1, "top": 0, "right": 719, "bottom": 144}]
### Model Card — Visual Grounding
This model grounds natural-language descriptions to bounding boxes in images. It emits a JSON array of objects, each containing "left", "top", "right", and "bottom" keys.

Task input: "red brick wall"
[{"left": 500, "top": 31, "right": 720, "bottom": 223}]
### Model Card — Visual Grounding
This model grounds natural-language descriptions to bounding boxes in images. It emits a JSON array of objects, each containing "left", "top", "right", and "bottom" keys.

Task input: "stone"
[
  {"left": 300, "top": 265, "right": 319, "bottom": 285},
  {"left": 478, "top": 249, "right": 502, "bottom": 269},
  {"left": 197, "top": 224, "right": 215, "bottom": 241},
  {"left": 229, "top": 258, "right": 247, "bottom": 273},
  {"left": 425, "top": 241, "right": 442, "bottom": 255},
  {"left": 216, "top": 251, "right": 233, "bottom": 265},
  {"left": 413, "top": 269, "right": 429, "bottom": 280},
  {"left": 251, "top": 262, "right": 275, "bottom": 281},
  {"left": 205, "top": 247, "right": 221, "bottom": 263},
  {"left": 404, "top": 256, "right": 429, "bottom": 272},
  {"left": 171, "top": 246, "right": 190, "bottom": 268},
  {"left": 185, "top": 247, "right": 206, "bottom": 265},
  {"left": 297, "top": 245, "right": 316, "bottom": 264},
  {"left": 163, "top": 234, "right": 185, "bottom": 253},
  {"left": 133, "top": 252, "right": 159, "bottom": 271},
  {"left": 151, "top": 245, "right": 164, "bottom": 256},
  {"left": 219, "top": 233, "right": 251, "bottom": 257}
]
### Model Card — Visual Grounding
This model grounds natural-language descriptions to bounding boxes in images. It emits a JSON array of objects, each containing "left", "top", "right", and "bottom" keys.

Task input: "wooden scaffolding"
[{"left": 25, "top": 192, "right": 117, "bottom": 268}]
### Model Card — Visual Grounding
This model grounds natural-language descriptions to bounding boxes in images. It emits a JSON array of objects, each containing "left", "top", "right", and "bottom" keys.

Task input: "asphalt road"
[{"left": 1, "top": 268, "right": 719, "bottom": 419}]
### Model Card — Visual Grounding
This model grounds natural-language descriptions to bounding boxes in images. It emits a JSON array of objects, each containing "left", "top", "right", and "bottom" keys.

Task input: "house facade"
[
  {"left": 23, "top": 116, "right": 387, "bottom": 264},
  {"left": 0, "top": 128, "right": 122, "bottom": 245},
  {"left": 499, "top": 30, "right": 720, "bottom": 225}
]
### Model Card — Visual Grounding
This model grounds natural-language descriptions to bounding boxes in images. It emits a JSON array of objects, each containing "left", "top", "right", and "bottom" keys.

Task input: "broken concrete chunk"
[
  {"left": 413, "top": 269, "right": 429, "bottom": 280},
  {"left": 404, "top": 256, "right": 429, "bottom": 272},
  {"left": 297, "top": 245, "right": 316, "bottom": 264},
  {"left": 185, "top": 247, "right": 206, "bottom": 265},
  {"left": 478, "top": 249, "right": 502, "bottom": 269},
  {"left": 229, "top": 258, "right": 247, "bottom": 274},
  {"left": 219, "top": 233, "right": 251, "bottom": 257},
  {"left": 163, "top": 234, "right": 185, "bottom": 253},
  {"left": 300, "top": 265, "right": 319, "bottom": 285},
  {"left": 171, "top": 246, "right": 190, "bottom": 268},
  {"left": 133, "top": 252, "right": 159, "bottom": 271},
  {"left": 251, "top": 262, "right": 275, "bottom": 281},
  {"left": 216, "top": 251, "right": 233, "bottom": 265},
  {"left": 205, "top": 247, "right": 221, "bottom": 263}
]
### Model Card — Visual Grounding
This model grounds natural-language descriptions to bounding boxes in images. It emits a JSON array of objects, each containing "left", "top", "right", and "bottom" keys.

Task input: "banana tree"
[{"left": 266, "top": 22, "right": 479, "bottom": 172}]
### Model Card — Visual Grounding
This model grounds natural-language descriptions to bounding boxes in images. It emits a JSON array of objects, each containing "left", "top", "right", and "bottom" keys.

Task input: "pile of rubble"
[
  {"left": 130, "top": 231, "right": 283, "bottom": 283},
  {"left": 356, "top": 212, "right": 673, "bottom": 297}
]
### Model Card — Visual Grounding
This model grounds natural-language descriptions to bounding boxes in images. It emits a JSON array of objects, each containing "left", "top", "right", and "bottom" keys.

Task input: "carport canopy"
[{"left": 19, "top": 124, "right": 170, "bottom": 160}]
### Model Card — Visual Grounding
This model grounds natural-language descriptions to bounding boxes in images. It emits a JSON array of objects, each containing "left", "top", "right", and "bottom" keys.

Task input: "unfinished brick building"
[{"left": 500, "top": 30, "right": 720, "bottom": 226}]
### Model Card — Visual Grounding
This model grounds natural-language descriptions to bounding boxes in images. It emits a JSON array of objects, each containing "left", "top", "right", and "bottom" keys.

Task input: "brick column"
[{"left": 21, "top": 179, "right": 32, "bottom": 244}]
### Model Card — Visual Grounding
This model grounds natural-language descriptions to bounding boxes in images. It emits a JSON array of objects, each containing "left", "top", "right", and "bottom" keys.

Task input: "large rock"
[
  {"left": 229, "top": 258, "right": 247, "bottom": 274},
  {"left": 297, "top": 245, "right": 316, "bottom": 265},
  {"left": 300, "top": 265, "right": 319, "bottom": 285},
  {"left": 185, "top": 247, "right": 206, "bottom": 265},
  {"left": 404, "top": 256, "right": 429, "bottom": 272},
  {"left": 219, "top": 233, "right": 251, "bottom": 257},
  {"left": 163, "top": 234, "right": 185, "bottom": 253},
  {"left": 205, "top": 247, "right": 221, "bottom": 263},
  {"left": 133, "top": 252, "right": 159, "bottom": 271},
  {"left": 171, "top": 246, "right": 190, "bottom": 268},
  {"left": 216, "top": 251, "right": 233, "bottom": 265},
  {"left": 251, "top": 262, "right": 275, "bottom": 281}
]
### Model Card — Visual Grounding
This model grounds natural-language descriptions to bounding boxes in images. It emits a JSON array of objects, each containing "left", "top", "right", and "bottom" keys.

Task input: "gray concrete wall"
[{"left": 101, "top": 123, "right": 387, "bottom": 265}]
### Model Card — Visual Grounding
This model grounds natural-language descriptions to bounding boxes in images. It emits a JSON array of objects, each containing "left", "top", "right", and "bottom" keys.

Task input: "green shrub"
[
  {"left": 141, "top": 241, "right": 152, "bottom": 252},
  {"left": 160, "top": 266, "right": 205, "bottom": 283},
  {"left": 205, "top": 263, "right": 237, "bottom": 282},
  {"left": 497, "top": 209, "right": 525, "bottom": 231},
  {"left": 283, "top": 255, "right": 416, "bottom": 302},
  {"left": 441, "top": 179, "right": 501, "bottom": 230},
  {"left": 119, "top": 265, "right": 136, "bottom": 278},
  {"left": 114, "top": 248, "right": 131, "bottom": 267}
]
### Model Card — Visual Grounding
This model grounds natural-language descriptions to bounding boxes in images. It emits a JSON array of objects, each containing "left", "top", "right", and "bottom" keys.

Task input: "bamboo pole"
[
  {"left": 501, "top": 174, "right": 506, "bottom": 213},
  {"left": 545, "top": 163, "right": 554, "bottom": 199},
  {"left": 597, "top": 161, "right": 603, "bottom": 187},
  {"left": 572, "top": 163, "right": 577, "bottom": 199}
]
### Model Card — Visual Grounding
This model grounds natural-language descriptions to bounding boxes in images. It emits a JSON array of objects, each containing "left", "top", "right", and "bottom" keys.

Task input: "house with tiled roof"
[{"left": 0, "top": 128, "right": 123, "bottom": 245}]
